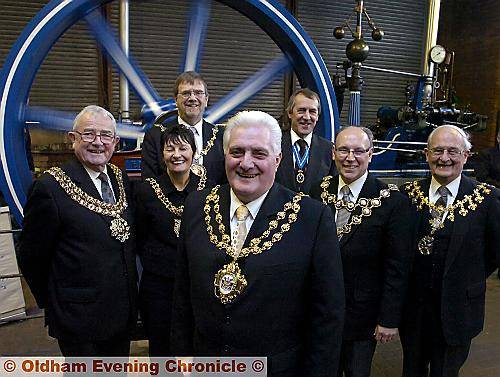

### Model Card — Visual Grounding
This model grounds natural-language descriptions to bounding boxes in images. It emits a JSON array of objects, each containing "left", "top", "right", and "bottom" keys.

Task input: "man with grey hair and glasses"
[
  {"left": 19, "top": 105, "right": 137, "bottom": 356},
  {"left": 171, "top": 110, "right": 345, "bottom": 376},
  {"left": 400, "top": 124, "right": 500, "bottom": 377}
]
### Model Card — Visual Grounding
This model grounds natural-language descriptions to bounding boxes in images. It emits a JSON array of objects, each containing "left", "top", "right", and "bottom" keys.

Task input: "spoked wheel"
[{"left": 0, "top": 0, "right": 340, "bottom": 224}]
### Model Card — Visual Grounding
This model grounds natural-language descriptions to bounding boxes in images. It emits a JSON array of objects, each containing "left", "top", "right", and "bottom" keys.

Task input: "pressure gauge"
[{"left": 429, "top": 45, "right": 447, "bottom": 64}]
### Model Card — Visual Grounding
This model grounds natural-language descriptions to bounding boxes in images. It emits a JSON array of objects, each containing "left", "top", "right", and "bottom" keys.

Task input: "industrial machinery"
[{"left": 333, "top": 0, "right": 487, "bottom": 175}]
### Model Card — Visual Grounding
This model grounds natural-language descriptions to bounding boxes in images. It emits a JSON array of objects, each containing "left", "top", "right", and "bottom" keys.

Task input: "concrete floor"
[{"left": 1, "top": 276, "right": 499, "bottom": 376}]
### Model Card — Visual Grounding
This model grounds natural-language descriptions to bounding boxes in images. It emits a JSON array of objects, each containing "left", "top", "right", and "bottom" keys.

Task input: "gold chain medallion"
[
  {"left": 46, "top": 164, "right": 130, "bottom": 242},
  {"left": 146, "top": 174, "right": 204, "bottom": 237},
  {"left": 404, "top": 180, "right": 491, "bottom": 255},
  {"left": 204, "top": 186, "right": 305, "bottom": 303}
]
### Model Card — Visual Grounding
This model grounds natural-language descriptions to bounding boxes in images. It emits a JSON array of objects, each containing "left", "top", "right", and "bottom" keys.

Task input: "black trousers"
[
  {"left": 57, "top": 336, "right": 130, "bottom": 356},
  {"left": 400, "top": 300, "right": 471, "bottom": 377},
  {"left": 139, "top": 271, "right": 174, "bottom": 356},
  {"left": 337, "top": 338, "right": 377, "bottom": 377}
]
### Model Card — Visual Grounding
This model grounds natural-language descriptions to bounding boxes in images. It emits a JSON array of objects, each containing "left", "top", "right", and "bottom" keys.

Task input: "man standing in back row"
[
  {"left": 141, "top": 71, "right": 226, "bottom": 183},
  {"left": 400, "top": 125, "right": 500, "bottom": 377},
  {"left": 276, "top": 88, "right": 336, "bottom": 194},
  {"left": 310, "top": 126, "right": 413, "bottom": 377}
]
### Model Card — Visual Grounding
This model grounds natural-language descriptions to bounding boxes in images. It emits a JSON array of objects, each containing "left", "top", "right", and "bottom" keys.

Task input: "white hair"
[
  {"left": 428, "top": 124, "right": 472, "bottom": 151},
  {"left": 223, "top": 110, "right": 282, "bottom": 155},
  {"left": 73, "top": 105, "right": 117, "bottom": 131}
]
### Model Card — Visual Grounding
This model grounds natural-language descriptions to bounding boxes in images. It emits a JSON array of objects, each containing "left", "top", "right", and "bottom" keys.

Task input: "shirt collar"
[
  {"left": 229, "top": 188, "right": 270, "bottom": 221},
  {"left": 178, "top": 116, "right": 204, "bottom": 135},
  {"left": 338, "top": 171, "right": 368, "bottom": 200},
  {"left": 290, "top": 129, "right": 312, "bottom": 148},
  {"left": 83, "top": 164, "right": 108, "bottom": 181},
  {"left": 430, "top": 175, "right": 461, "bottom": 200}
]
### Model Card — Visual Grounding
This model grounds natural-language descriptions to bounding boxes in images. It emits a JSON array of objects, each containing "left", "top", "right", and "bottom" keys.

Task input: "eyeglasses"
[
  {"left": 428, "top": 147, "right": 464, "bottom": 157},
  {"left": 178, "top": 90, "right": 206, "bottom": 98},
  {"left": 73, "top": 130, "right": 115, "bottom": 144},
  {"left": 335, "top": 147, "right": 371, "bottom": 157}
]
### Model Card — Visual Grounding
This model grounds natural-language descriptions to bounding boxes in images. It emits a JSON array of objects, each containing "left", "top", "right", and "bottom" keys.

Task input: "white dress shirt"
[
  {"left": 229, "top": 189, "right": 270, "bottom": 247},
  {"left": 336, "top": 171, "right": 368, "bottom": 221},
  {"left": 83, "top": 165, "right": 116, "bottom": 202},
  {"left": 429, "top": 175, "right": 461, "bottom": 221}
]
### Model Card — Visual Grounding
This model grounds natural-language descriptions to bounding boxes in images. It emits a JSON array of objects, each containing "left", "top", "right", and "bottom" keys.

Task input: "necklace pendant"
[
  {"left": 174, "top": 218, "right": 181, "bottom": 238},
  {"left": 110, "top": 216, "right": 130, "bottom": 243},
  {"left": 296, "top": 170, "right": 305, "bottom": 184},
  {"left": 214, "top": 260, "right": 247, "bottom": 304},
  {"left": 190, "top": 162, "right": 204, "bottom": 176},
  {"left": 418, "top": 235, "right": 434, "bottom": 255}
]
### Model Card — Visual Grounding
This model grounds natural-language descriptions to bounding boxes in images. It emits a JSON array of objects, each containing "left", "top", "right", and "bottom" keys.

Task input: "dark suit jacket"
[
  {"left": 171, "top": 183, "right": 345, "bottom": 377},
  {"left": 475, "top": 146, "right": 500, "bottom": 188},
  {"left": 18, "top": 159, "right": 137, "bottom": 342},
  {"left": 276, "top": 131, "right": 336, "bottom": 194},
  {"left": 401, "top": 175, "right": 500, "bottom": 345},
  {"left": 310, "top": 174, "right": 413, "bottom": 340},
  {"left": 141, "top": 119, "right": 226, "bottom": 184},
  {"left": 135, "top": 173, "right": 213, "bottom": 277}
]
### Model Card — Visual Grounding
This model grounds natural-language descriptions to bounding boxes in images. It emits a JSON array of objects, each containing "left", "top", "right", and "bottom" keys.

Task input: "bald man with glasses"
[
  {"left": 310, "top": 126, "right": 413, "bottom": 377},
  {"left": 400, "top": 125, "right": 500, "bottom": 377}
]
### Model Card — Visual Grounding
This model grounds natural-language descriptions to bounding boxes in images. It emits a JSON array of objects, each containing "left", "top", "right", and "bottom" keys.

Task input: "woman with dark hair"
[{"left": 135, "top": 124, "right": 213, "bottom": 356}]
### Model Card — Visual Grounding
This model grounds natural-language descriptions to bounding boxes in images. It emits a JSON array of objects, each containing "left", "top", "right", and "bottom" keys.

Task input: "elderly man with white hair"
[
  {"left": 171, "top": 110, "right": 345, "bottom": 377},
  {"left": 400, "top": 125, "right": 500, "bottom": 377},
  {"left": 19, "top": 105, "right": 137, "bottom": 356}
]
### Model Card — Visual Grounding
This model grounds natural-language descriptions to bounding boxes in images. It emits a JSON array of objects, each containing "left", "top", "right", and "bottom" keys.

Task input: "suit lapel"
[
  {"left": 339, "top": 175, "right": 378, "bottom": 248},
  {"left": 279, "top": 131, "right": 297, "bottom": 191},
  {"left": 444, "top": 175, "right": 472, "bottom": 275},
  {"left": 64, "top": 160, "right": 116, "bottom": 226},
  {"left": 303, "top": 134, "right": 321, "bottom": 192},
  {"left": 201, "top": 119, "right": 210, "bottom": 147},
  {"left": 218, "top": 184, "right": 232, "bottom": 236},
  {"left": 65, "top": 159, "right": 102, "bottom": 201},
  {"left": 413, "top": 178, "right": 431, "bottom": 239}
]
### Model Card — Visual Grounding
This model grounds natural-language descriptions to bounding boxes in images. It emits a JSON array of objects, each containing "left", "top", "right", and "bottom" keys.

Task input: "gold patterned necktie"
[
  {"left": 98, "top": 172, "right": 115, "bottom": 204},
  {"left": 234, "top": 205, "right": 250, "bottom": 252},
  {"left": 336, "top": 185, "right": 352, "bottom": 232}
]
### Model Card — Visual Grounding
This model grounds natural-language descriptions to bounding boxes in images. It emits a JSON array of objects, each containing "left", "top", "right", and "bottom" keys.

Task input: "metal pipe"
[
  {"left": 373, "top": 140, "right": 427, "bottom": 146},
  {"left": 373, "top": 146, "right": 421, "bottom": 153},
  {"left": 422, "top": 0, "right": 441, "bottom": 76},
  {"left": 355, "top": 1, "right": 364, "bottom": 39},
  {"left": 0, "top": 229, "right": 21, "bottom": 234},
  {"left": 119, "top": 0, "right": 130, "bottom": 120},
  {"left": 362, "top": 65, "right": 421, "bottom": 77}
]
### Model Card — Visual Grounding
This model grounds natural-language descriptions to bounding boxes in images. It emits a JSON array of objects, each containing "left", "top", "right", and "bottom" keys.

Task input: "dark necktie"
[
  {"left": 336, "top": 185, "right": 352, "bottom": 231},
  {"left": 295, "top": 139, "right": 308, "bottom": 169},
  {"left": 98, "top": 172, "right": 115, "bottom": 204},
  {"left": 431, "top": 185, "right": 449, "bottom": 219}
]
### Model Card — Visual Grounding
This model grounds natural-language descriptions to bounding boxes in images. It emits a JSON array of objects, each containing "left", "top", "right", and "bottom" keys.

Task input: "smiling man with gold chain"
[
  {"left": 310, "top": 126, "right": 413, "bottom": 377},
  {"left": 171, "top": 110, "right": 345, "bottom": 377},
  {"left": 400, "top": 125, "right": 500, "bottom": 377},
  {"left": 18, "top": 106, "right": 137, "bottom": 356}
]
